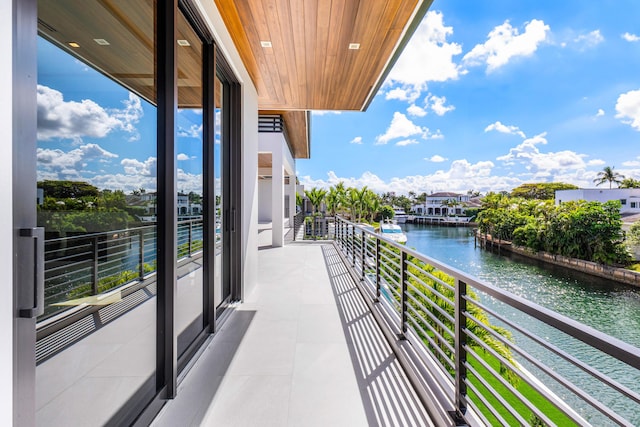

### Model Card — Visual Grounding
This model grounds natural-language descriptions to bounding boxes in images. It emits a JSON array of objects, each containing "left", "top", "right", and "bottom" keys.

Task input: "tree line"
[
  {"left": 477, "top": 193, "right": 629, "bottom": 265},
  {"left": 38, "top": 180, "right": 147, "bottom": 235},
  {"left": 304, "top": 183, "right": 395, "bottom": 223}
]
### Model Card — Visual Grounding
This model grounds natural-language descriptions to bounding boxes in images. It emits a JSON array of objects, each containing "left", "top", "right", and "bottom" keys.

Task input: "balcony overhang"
[
  {"left": 215, "top": 0, "right": 433, "bottom": 112},
  {"left": 216, "top": 0, "right": 433, "bottom": 160}
]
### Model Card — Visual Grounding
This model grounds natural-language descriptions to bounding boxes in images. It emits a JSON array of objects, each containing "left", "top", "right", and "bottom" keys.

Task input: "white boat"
[
  {"left": 393, "top": 207, "right": 408, "bottom": 224},
  {"left": 379, "top": 220, "right": 407, "bottom": 243}
]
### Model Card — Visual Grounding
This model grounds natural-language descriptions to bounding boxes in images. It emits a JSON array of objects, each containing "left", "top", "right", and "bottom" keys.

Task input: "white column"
[
  {"left": 0, "top": 1, "right": 14, "bottom": 422},
  {"left": 271, "top": 152, "right": 285, "bottom": 247},
  {"left": 287, "top": 174, "right": 296, "bottom": 228}
]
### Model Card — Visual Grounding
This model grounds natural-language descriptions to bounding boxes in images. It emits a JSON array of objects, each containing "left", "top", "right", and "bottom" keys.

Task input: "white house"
[
  {"left": 555, "top": 188, "right": 640, "bottom": 214},
  {"left": 413, "top": 192, "right": 479, "bottom": 216}
]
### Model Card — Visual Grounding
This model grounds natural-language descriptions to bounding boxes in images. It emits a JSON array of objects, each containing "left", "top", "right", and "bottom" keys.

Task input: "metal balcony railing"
[
  {"left": 41, "top": 218, "right": 203, "bottom": 322},
  {"left": 334, "top": 216, "right": 640, "bottom": 426}
]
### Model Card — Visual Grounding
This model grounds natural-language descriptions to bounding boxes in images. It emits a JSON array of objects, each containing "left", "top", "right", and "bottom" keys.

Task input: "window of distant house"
[
  {"left": 621, "top": 199, "right": 627, "bottom": 205},
  {"left": 632, "top": 202, "right": 637, "bottom": 208}
]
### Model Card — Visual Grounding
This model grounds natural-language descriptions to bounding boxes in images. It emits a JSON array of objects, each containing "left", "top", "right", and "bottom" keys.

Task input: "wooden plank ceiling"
[
  {"left": 215, "top": 0, "right": 426, "bottom": 111},
  {"left": 217, "top": 0, "right": 431, "bottom": 160}
]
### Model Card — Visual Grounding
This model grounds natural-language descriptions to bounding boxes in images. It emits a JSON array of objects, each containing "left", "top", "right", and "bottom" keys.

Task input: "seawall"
[{"left": 475, "top": 232, "right": 640, "bottom": 288}]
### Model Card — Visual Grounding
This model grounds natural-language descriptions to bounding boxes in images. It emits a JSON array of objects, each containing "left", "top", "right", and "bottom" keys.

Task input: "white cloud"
[
  {"left": 427, "top": 155, "right": 448, "bottom": 162},
  {"left": 622, "top": 32, "right": 640, "bottom": 42},
  {"left": 375, "top": 112, "right": 428, "bottom": 145},
  {"left": 37, "top": 85, "right": 142, "bottom": 142},
  {"left": 177, "top": 153, "right": 190, "bottom": 161},
  {"left": 587, "top": 159, "right": 606, "bottom": 166},
  {"left": 623, "top": 157, "right": 640, "bottom": 167},
  {"left": 573, "top": 30, "right": 604, "bottom": 49},
  {"left": 386, "top": 11, "right": 463, "bottom": 92},
  {"left": 177, "top": 169, "right": 203, "bottom": 194},
  {"left": 428, "top": 95, "right": 455, "bottom": 116},
  {"left": 497, "top": 132, "right": 591, "bottom": 173},
  {"left": 395, "top": 139, "right": 419, "bottom": 147},
  {"left": 90, "top": 173, "right": 158, "bottom": 193},
  {"left": 37, "top": 143, "right": 118, "bottom": 179},
  {"left": 111, "top": 93, "right": 144, "bottom": 141},
  {"left": 121, "top": 157, "right": 157, "bottom": 177},
  {"left": 350, "top": 136, "right": 363, "bottom": 145},
  {"left": 463, "top": 19, "right": 550, "bottom": 72},
  {"left": 178, "top": 123, "right": 203, "bottom": 139},
  {"left": 429, "top": 129, "right": 445, "bottom": 140},
  {"left": 615, "top": 89, "right": 640, "bottom": 131},
  {"left": 596, "top": 109, "right": 605, "bottom": 117},
  {"left": 311, "top": 111, "right": 342, "bottom": 116},
  {"left": 299, "top": 160, "right": 520, "bottom": 194},
  {"left": 485, "top": 121, "right": 526, "bottom": 138},
  {"left": 386, "top": 87, "right": 421, "bottom": 103},
  {"left": 407, "top": 104, "right": 427, "bottom": 117}
]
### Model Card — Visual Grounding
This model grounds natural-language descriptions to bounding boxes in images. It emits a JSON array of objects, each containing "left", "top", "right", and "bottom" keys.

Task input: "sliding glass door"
[
  {"left": 35, "top": 2, "right": 158, "bottom": 425},
  {"left": 19, "top": 1, "right": 243, "bottom": 425},
  {"left": 175, "top": 9, "right": 205, "bottom": 360}
]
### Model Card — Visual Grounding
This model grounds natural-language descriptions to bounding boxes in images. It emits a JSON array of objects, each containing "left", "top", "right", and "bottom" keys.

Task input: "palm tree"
[
  {"left": 366, "top": 191, "right": 381, "bottom": 222},
  {"left": 594, "top": 166, "right": 624, "bottom": 189},
  {"left": 325, "top": 187, "right": 340, "bottom": 217},
  {"left": 304, "top": 188, "right": 327, "bottom": 214},
  {"left": 619, "top": 177, "right": 640, "bottom": 189},
  {"left": 332, "top": 182, "right": 347, "bottom": 216}
]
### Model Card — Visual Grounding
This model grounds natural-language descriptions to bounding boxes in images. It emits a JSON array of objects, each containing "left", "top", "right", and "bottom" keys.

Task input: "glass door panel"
[
  {"left": 35, "top": 1, "right": 157, "bottom": 424},
  {"left": 176, "top": 11, "right": 205, "bottom": 358},
  {"left": 214, "top": 75, "right": 231, "bottom": 314}
]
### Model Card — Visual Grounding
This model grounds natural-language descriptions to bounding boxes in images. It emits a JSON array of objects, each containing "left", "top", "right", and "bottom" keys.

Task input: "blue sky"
[
  {"left": 36, "top": 2, "right": 640, "bottom": 196},
  {"left": 37, "top": 37, "right": 206, "bottom": 194},
  {"left": 299, "top": 0, "right": 640, "bottom": 194}
]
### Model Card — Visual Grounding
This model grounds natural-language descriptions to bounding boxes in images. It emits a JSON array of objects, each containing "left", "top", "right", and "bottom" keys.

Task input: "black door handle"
[{"left": 19, "top": 227, "right": 45, "bottom": 318}]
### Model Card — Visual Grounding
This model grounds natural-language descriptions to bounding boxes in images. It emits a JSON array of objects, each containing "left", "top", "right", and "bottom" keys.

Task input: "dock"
[{"left": 406, "top": 215, "right": 476, "bottom": 227}]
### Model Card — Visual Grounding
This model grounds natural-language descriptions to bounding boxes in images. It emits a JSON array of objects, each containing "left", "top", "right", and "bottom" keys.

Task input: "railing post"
[
  {"left": 92, "top": 236, "right": 99, "bottom": 295},
  {"left": 188, "top": 220, "right": 193, "bottom": 256},
  {"left": 454, "top": 278, "right": 468, "bottom": 419},
  {"left": 351, "top": 225, "right": 356, "bottom": 266},
  {"left": 400, "top": 250, "right": 407, "bottom": 338},
  {"left": 139, "top": 229, "right": 145, "bottom": 280},
  {"left": 361, "top": 229, "right": 366, "bottom": 281},
  {"left": 375, "top": 237, "right": 381, "bottom": 301}
]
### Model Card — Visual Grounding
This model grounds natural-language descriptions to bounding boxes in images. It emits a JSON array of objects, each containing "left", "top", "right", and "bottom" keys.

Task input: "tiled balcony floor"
[{"left": 153, "top": 241, "right": 434, "bottom": 426}]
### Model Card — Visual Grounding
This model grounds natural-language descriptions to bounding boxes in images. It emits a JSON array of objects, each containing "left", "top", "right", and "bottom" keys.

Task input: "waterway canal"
[{"left": 402, "top": 223, "right": 640, "bottom": 425}]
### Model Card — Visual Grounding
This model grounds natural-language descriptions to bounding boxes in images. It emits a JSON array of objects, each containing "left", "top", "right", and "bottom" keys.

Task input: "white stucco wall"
[
  {"left": 0, "top": 1, "right": 14, "bottom": 423},
  {"left": 258, "top": 179, "right": 273, "bottom": 222},
  {"left": 556, "top": 188, "right": 640, "bottom": 213},
  {"left": 195, "top": 0, "right": 259, "bottom": 301}
]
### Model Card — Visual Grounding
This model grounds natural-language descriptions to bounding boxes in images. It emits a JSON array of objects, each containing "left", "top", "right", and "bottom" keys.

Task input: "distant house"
[
  {"left": 412, "top": 192, "right": 481, "bottom": 216},
  {"left": 555, "top": 188, "right": 640, "bottom": 214}
]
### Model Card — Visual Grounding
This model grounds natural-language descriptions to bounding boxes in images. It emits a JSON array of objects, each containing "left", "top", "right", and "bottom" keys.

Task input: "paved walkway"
[{"left": 153, "top": 241, "right": 433, "bottom": 426}]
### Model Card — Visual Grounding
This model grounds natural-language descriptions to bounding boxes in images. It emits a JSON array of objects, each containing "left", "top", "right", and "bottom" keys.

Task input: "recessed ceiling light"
[
  {"left": 68, "top": 42, "right": 80, "bottom": 48},
  {"left": 93, "top": 38, "right": 110, "bottom": 45},
  {"left": 177, "top": 39, "right": 191, "bottom": 46},
  {"left": 260, "top": 41, "right": 272, "bottom": 48},
  {"left": 348, "top": 43, "right": 360, "bottom": 50}
]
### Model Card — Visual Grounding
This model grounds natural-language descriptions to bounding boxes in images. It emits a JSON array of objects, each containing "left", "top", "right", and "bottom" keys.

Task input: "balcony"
[
  {"left": 152, "top": 229, "right": 434, "bottom": 426},
  {"left": 36, "top": 218, "right": 640, "bottom": 426}
]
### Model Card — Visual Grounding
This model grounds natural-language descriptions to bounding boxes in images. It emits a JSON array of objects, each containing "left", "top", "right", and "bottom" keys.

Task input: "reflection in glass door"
[
  {"left": 175, "top": 10, "right": 205, "bottom": 359},
  {"left": 214, "top": 74, "right": 235, "bottom": 315},
  {"left": 35, "top": 2, "right": 157, "bottom": 424}
]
